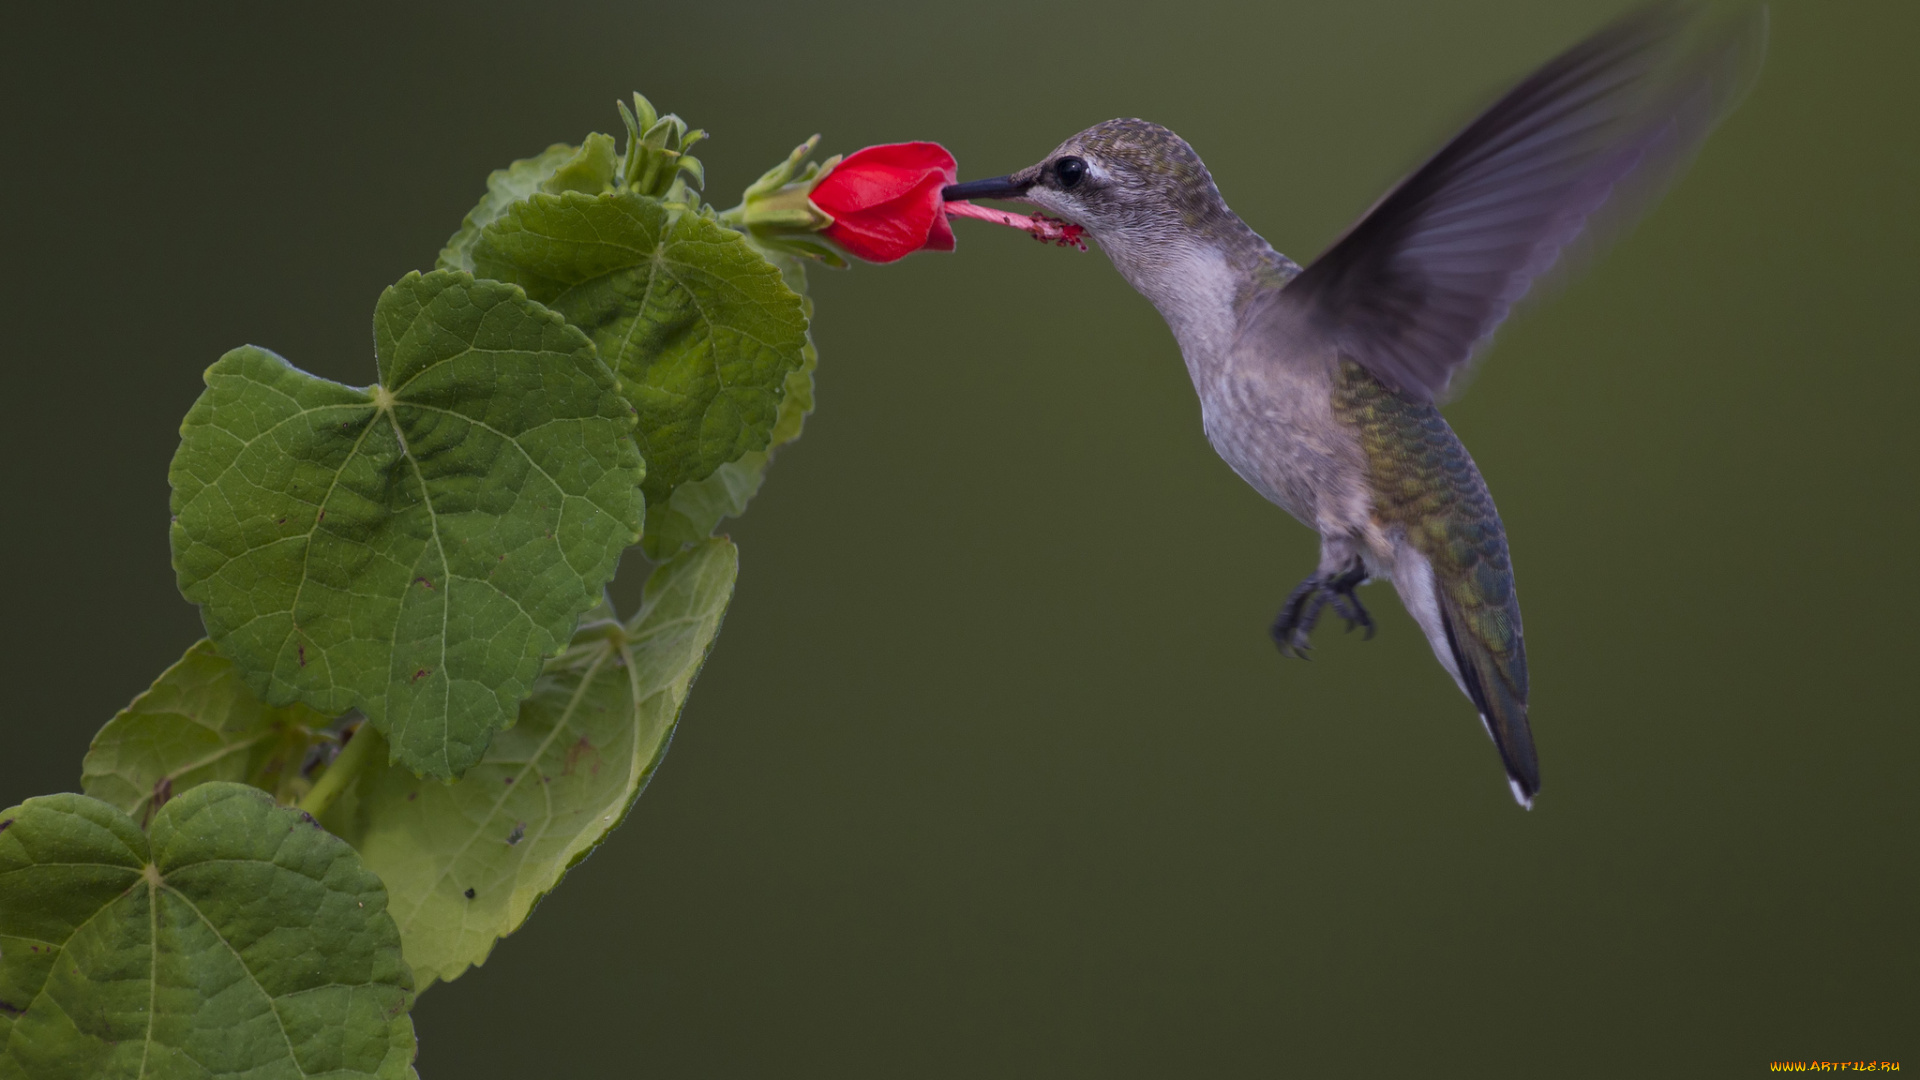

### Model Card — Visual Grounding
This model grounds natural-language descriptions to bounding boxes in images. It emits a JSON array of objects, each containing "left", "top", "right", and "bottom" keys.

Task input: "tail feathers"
[{"left": 1437, "top": 594, "right": 1539, "bottom": 808}]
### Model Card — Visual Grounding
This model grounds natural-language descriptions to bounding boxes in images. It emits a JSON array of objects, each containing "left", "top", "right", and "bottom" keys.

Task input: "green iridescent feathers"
[{"left": 1333, "top": 362, "right": 1536, "bottom": 794}]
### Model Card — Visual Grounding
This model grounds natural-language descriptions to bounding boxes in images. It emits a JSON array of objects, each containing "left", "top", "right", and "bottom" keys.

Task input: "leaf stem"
[{"left": 298, "top": 723, "right": 375, "bottom": 820}]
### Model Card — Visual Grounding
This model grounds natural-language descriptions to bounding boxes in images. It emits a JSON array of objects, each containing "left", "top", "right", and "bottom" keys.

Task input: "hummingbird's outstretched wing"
[{"left": 1277, "top": 3, "right": 1765, "bottom": 402}]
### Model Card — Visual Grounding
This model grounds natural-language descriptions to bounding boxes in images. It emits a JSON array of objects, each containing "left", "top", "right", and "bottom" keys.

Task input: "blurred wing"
[{"left": 1277, "top": 3, "right": 1766, "bottom": 402}]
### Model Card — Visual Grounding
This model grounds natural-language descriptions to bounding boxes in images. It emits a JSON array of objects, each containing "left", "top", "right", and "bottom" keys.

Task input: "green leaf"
[
  {"left": 81, "top": 640, "right": 337, "bottom": 823},
  {"left": 638, "top": 452, "right": 774, "bottom": 558},
  {"left": 436, "top": 143, "right": 578, "bottom": 274},
  {"left": 539, "top": 133, "right": 618, "bottom": 198},
  {"left": 469, "top": 191, "right": 809, "bottom": 505},
  {"left": 641, "top": 247, "right": 818, "bottom": 558},
  {"left": 760, "top": 249, "right": 818, "bottom": 448},
  {"left": 0, "top": 783, "right": 415, "bottom": 1079},
  {"left": 435, "top": 135, "right": 621, "bottom": 276},
  {"left": 169, "top": 270, "right": 645, "bottom": 781},
  {"left": 321, "top": 538, "right": 737, "bottom": 986}
]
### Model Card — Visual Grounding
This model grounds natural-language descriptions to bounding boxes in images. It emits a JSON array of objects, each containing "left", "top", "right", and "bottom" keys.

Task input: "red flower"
[{"left": 809, "top": 142, "right": 958, "bottom": 263}]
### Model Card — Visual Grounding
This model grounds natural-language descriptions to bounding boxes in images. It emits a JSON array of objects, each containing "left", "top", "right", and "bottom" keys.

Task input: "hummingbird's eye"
[{"left": 1054, "top": 156, "right": 1088, "bottom": 189}]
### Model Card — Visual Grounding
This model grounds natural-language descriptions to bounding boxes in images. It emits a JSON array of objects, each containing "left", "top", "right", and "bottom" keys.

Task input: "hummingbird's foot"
[
  {"left": 1270, "top": 562, "right": 1374, "bottom": 658},
  {"left": 1324, "top": 563, "right": 1376, "bottom": 640},
  {"left": 1270, "top": 574, "right": 1335, "bottom": 658}
]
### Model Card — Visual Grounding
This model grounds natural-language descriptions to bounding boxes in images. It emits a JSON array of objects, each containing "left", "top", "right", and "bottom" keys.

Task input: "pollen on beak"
[{"left": 941, "top": 175, "right": 1033, "bottom": 201}]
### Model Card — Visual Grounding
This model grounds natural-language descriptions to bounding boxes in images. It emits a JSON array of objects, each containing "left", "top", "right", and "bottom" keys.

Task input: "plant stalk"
[{"left": 298, "top": 723, "right": 375, "bottom": 820}]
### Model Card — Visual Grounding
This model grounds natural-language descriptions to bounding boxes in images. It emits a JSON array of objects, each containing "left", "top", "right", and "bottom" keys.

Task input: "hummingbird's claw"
[
  {"left": 1270, "top": 575, "right": 1326, "bottom": 659},
  {"left": 1325, "top": 563, "right": 1376, "bottom": 640},
  {"left": 1271, "top": 562, "right": 1374, "bottom": 658},
  {"left": 1330, "top": 596, "right": 1377, "bottom": 639}
]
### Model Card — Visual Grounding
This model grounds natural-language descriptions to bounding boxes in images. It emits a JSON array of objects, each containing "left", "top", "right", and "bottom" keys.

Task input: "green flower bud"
[
  {"left": 727, "top": 136, "right": 839, "bottom": 241},
  {"left": 616, "top": 92, "right": 707, "bottom": 200}
]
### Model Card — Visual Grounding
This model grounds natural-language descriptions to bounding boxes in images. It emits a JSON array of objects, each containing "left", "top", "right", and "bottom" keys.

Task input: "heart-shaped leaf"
[
  {"left": 322, "top": 538, "right": 737, "bottom": 986},
  {"left": 0, "top": 783, "right": 415, "bottom": 1079},
  {"left": 470, "top": 191, "right": 808, "bottom": 504},
  {"left": 81, "top": 639, "right": 337, "bottom": 824},
  {"left": 169, "top": 270, "right": 645, "bottom": 780}
]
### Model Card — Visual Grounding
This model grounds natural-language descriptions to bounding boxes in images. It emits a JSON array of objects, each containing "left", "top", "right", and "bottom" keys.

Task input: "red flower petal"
[
  {"left": 823, "top": 199, "right": 933, "bottom": 261},
  {"left": 924, "top": 204, "right": 956, "bottom": 252},
  {"left": 811, "top": 142, "right": 958, "bottom": 218}
]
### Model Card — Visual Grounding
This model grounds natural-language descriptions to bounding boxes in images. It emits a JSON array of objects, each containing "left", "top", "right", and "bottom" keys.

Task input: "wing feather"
[{"left": 1277, "top": 3, "right": 1766, "bottom": 401}]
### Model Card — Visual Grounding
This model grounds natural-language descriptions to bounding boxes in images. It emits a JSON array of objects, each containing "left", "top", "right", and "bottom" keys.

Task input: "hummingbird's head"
[{"left": 943, "top": 119, "right": 1246, "bottom": 262}]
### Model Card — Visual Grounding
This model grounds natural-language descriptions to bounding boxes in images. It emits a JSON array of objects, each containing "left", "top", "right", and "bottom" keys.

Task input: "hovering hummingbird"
[{"left": 943, "top": 5, "right": 1764, "bottom": 807}]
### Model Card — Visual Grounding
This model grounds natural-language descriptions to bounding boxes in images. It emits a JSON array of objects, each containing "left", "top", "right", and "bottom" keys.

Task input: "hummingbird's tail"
[
  {"left": 1337, "top": 360, "right": 1540, "bottom": 806},
  {"left": 1390, "top": 536, "right": 1539, "bottom": 809},
  {"left": 1434, "top": 571, "right": 1538, "bottom": 808}
]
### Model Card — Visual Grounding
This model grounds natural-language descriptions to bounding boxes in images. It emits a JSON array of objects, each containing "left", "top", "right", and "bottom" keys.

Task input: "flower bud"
[
  {"left": 810, "top": 143, "right": 957, "bottom": 263},
  {"left": 617, "top": 92, "right": 707, "bottom": 200},
  {"left": 727, "top": 139, "right": 959, "bottom": 265}
]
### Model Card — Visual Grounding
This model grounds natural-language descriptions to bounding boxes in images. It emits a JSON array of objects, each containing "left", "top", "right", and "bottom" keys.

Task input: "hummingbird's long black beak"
[{"left": 941, "top": 174, "right": 1032, "bottom": 201}]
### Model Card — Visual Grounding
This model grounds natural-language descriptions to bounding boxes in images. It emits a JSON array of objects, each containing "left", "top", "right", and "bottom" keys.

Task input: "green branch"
[{"left": 299, "top": 724, "right": 376, "bottom": 819}]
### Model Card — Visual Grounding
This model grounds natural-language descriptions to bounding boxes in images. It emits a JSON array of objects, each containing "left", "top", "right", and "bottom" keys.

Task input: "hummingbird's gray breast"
[
  {"left": 1097, "top": 235, "right": 1377, "bottom": 542},
  {"left": 1194, "top": 309, "right": 1375, "bottom": 541}
]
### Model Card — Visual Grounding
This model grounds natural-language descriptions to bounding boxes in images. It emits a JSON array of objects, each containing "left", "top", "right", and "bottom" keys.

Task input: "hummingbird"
[{"left": 943, "top": 5, "right": 1764, "bottom": 807}]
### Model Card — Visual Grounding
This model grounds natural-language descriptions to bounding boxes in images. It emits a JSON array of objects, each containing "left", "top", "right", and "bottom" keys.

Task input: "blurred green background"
[{"left": 2, "top": 1, "right": 1912, "bottom": 1075}]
